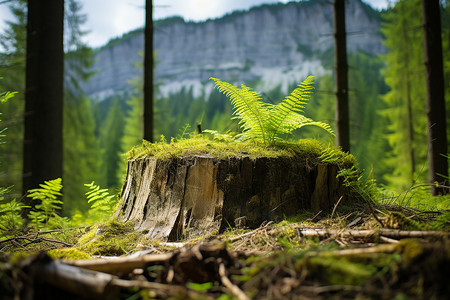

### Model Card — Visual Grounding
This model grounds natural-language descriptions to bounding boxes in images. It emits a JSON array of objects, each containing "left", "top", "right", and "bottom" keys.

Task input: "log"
[{"left": 115, "top": 155, "right": 346, "bottom": 241}]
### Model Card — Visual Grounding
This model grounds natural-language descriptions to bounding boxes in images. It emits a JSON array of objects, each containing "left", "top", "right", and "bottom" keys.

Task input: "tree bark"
[
  {"left": 23, "top": 0, "right": 64, "bottom": 201},
  {"left": 422, "top": 0, "right": 449, "bottom": 195},
  {"left": 116, "top": 155, "right": 347, "bottom": 241},
  {"left": 143, "top": 0, "right": 154, "bottom": 142},
  {"left": 333, "top": 0, "right": 350, "bottom": 153}
]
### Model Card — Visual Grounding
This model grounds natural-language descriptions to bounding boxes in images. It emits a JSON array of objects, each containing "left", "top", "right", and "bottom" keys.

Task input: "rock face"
[
  {"left": 115, "top": 155, "right": 345, "bottom": 241},
  {"left": 82, "top": 0, "right": 384, "bottom": 100}
]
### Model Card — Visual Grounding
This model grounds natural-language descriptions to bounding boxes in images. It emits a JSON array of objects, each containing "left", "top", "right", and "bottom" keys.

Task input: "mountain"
[{"left": 81, "top": 0, "right": 384, "bottom": 101}]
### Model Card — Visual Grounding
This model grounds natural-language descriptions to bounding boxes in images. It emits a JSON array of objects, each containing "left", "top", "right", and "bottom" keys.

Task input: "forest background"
[{"left": 0, "top": 0, "right": 449, "bottom": 217}]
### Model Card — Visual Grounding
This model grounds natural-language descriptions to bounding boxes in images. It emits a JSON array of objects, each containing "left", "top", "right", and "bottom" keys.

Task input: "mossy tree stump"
[{"left": 115, "top": 142, "right": 350, "bottom": 241}]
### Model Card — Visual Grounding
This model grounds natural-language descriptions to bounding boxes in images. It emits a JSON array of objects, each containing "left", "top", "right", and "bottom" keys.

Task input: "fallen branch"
[
  {"left": 219, "top": 263, "right": 250, "bottom": 300},
  {"left": 65, "top": 252, "right": 173, "bottom": 274},
  {"left": 0, "top": 236, "right": 73, "bottom": 248},
  {"left": 296, "top": 228, "right": 450, "bottom": 241}
]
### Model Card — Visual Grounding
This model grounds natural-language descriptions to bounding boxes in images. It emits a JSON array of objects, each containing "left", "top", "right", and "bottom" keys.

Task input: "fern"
[
  {"left": 27, "top": 178, "right": 64, "bottom": 230},
  {"left": 0, "top": 187, "right": 29, "bottom": 236},
  {"left": 85, "top": 181, "right": 116, "bottom": 221},
  {"left": 210, "top": 77, "right": 270, "bottom": 143},
  {"left": 210, "top": 76, "right": 334, "bottom": 145}
]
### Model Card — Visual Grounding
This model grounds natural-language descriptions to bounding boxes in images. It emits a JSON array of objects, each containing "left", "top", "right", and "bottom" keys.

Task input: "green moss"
[
  {"left": 126, "top": 135, "right": 353, "bottom": 166},
  {"left": 76, "top": 221, "right": 143, "bottom": 256},
  {"left": 386, "top": 211, "right": 431, "bottom": 231},
  {"left": 77, "top": 225, "right": 98, "bottom": 246},
  {"left": 47, "top": 248, "right": 91, "bottom": 260},
  {"left": 307, "top": 256, "right": 376, "bottom": 285}
]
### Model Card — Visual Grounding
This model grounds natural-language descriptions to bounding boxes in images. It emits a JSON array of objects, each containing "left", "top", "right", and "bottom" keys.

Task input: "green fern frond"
[
  {"left": 27, "top": 178, "right": 63, "bottom": 230},
  {"left": 268, "top": 76, "right": 314, "bottom": 141},
  {"left": 210, "top": 76, "right": 334, "bottom": 145},
  {"left": 84, "top": 181, "right": 116, "bottom": 220},
  {"left": 210, "top": 77, "right": 270, "bottom": 143}
]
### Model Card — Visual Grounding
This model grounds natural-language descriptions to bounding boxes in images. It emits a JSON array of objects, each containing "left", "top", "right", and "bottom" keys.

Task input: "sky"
[{"left": 0, "top": 0, "right": 391, "bottom": 49}]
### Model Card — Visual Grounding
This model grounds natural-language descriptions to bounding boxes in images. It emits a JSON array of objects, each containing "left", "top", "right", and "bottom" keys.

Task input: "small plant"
[
  {"left": 27, "top": 178, "right": 65, "bottom": 230},
  {"left": 84, "top": 181, "right": 116, "bottom": 221},
  {"left": 0, "top": 187, "right": 29, "bottom": 236},
  {"left": 209, "top": 76, "right": 334, "bottom": 145}
]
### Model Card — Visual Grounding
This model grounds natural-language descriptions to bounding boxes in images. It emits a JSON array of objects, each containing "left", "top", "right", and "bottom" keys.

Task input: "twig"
[
  {"left": 228, "top": 221, "right": 273, "bottom": 242},
  {"left": 0, "top": 236, "right": 73, "bottom": 247},
  {"left": 219, "top": 263, "right": 250, "bottom": 300},
  {"left": 297, "top": 228, "right": 450, "bottom": 240},
  {"left": 379, "top": 236, "right": 399, "bottom": 244},
  {"left": 66, "top": 253, "right": 173, "bottom": 274},
  {"left": 331, "top": 196, "right": 343, "bottom": 219}
]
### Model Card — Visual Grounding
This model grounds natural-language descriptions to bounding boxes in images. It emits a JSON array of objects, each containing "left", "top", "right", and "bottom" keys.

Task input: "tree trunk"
[
  {"left": 115, "top": 155, "right": 347, "bottom": 241},
  {"left": 142, "top": 0, "right": 154, "bottom": 142},
  {"left": 422, "top": 0, "right": 448, "bottom": 195},
  {"left": 23, "top": 0, "right": 64, "bottom": 201},
  {"left": 333, "top": 0, "right": 350, "bottom": 152}
]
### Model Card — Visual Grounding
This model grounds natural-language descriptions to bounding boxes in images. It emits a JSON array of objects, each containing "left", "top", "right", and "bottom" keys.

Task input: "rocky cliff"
[{"left": 82, "top": 0, "right": 384, "bottom": 100}]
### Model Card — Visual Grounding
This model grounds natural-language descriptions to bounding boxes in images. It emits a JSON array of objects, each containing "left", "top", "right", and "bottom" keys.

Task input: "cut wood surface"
[{"left": 115, "top": 155, "right": 346, "bottom": 241}]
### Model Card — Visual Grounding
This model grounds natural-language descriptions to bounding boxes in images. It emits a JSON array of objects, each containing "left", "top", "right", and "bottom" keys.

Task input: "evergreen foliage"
[
  {"left": 0, "top": 0, "right": 27, "bottom": 197},
  {"left": 381, "top": 0, "right": 431, "bottom": 189},
  {"left": 63, "top": 0, "right": 101, "bottom": 214},
  {"left": 209, "top": 76, "right": 334, "bottom": 145},
  {"left": 100, "top": 99, "right": 125, "bottom": 189}
]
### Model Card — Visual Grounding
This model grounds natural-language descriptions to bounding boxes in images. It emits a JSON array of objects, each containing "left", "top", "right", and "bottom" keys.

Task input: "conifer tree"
[
  {"left": 63, "top": 0, "right": 101, "bottom": 213},
  {"left": 100, "top": 99, "right": 125, "bottom": 189},
  {"left": 381, "top": 0, "right": 428, "bottom": 189},
  {"left": 0, "top": 0, "right": 27, "bottom": 198}
]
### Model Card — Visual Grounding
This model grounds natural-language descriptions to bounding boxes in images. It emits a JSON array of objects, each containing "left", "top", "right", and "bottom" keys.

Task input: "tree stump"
[{"left": 115, "top": 154, "right": 346, "bottom": 241}]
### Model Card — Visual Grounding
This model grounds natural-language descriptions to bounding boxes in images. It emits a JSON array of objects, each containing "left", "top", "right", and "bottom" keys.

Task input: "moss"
[
  {"left": 386, "top": 211, "right": 431, "bottom": 231},
  {"left": 77, "top": 221, "right": 143, "bottom": 256},
  {"left": 126, "top": 135, "right": 353, "bottom": 167},
  {"left": 307, "top": 256, "right": 376, "bottom": 285},
  {"left": 47, "top": 248, "right": 91, "bottom": 260},
  {"left": 77, "top": 225, "right": 98, "bottom": 246}
]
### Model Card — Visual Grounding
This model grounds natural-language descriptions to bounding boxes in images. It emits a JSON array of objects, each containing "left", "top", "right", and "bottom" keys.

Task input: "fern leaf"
[
  {"left": 268, "top": 76, "right": 316, "bottom": 142},
  {"left": 210, "top": 77, "right": 269, "bottom": 143}
]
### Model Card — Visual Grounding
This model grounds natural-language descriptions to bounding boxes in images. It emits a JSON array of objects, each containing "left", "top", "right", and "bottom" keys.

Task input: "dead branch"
[
  {"left": 0, "top": 236, "right": 74, "bottom": 248},
  {"left": 219, "top": 263, "right": 250, "bottom": 300},
  {"left": 297, "top": 228, "right": 450, "bottom": 241},
  {"left": 65, "top": 252, "right": 173, "bottom": 274}
]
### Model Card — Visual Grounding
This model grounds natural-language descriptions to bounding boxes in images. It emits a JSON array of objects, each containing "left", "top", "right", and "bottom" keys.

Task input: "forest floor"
[{"left": 1, "top": 203, "right": 449, "bottom": 299}]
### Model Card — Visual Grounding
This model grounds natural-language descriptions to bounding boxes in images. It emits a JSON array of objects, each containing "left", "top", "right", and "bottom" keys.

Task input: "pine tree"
[
  {"left": 0, "top": 1, "right": 27, "bottom": 198},
  {"left": 381, "top": 0, "right": 428, "bottom": 189},
  {"left": 63, "top": 0, "right": 101, "bottom": 214},
  {"left": 100, "top": 99, "right": 125, "bottom": 189}
]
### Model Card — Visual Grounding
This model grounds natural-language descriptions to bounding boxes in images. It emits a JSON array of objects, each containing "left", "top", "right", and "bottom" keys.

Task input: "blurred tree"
[
  {"left": 333, "top": 0, "right": 350, "bottom": 152},
  {"left": 381, "top": 0, "right": 428, "bottom": 189},
  {"left": 143, "top": 0, "right": 154, "bottom": 142},
  {"left": 63, "top": 0, "right": 101, "bottom": 213},
  {"left": 23, "top": 0, "right": 64, "bottom": 207},
  {"left": 100, "top": 99, "right": 124, "bottom": 189},
  {"left": 422, "top": 0, "right": 448, "bottom": 195},
  {"left": 0, "top": 0, "right": 27, "bottom": 199}
]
